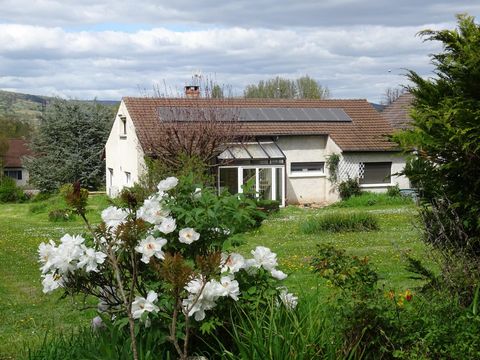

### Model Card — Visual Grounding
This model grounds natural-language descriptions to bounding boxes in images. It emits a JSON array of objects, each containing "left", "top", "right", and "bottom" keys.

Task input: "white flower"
[
  {"left": 91, "top": 316, "right": 104, "bottom": 331},
  {"left": 183, "top": 278, "right": 225, "bottom": 321},
  {"left": 179, "top": 228, "right": 200, "bottom": 244},
  {"left": 155, "top": 217, "right": 176, "bottom": 234},
  {"left": 131, "top": 290, "right": 160, "bottom": 319},
  {"left": 41, "top": 273, "right": 63, "bottom": 293},
  {"left": 77, "top": 247, "right": 107, "bottom": 272},
  {"left": 220, "top": 275, "right": 240, "bottom": 301},
  {"left": 101, "top": 206, "right": 128, "bottom": 230},
  {"left": 137, "top": 196, "right": 169, "bottom": 225},
  {"left": 53, "top": 235, "right": 85, "bottom": 274},
  {"left": 60, "top": 234, "right": 85, "bottom": 247},
  {"left": 193, "top": 187, "right": 202, "bottom": 199},
  {"left": 157, "top": 177, "right": 178, "bottom": 192},
  {"left": 135, "top": 236, "right": 167, "bottom": 263},
  {"left": 221, "top": 253, "right": 245, "bottom": 274},
  {"left": 270, "top": 269, "right": 288, "bottom": 280},
  {"left": 38, "top": 240, "right": 57, "bottom": 274},
  {"left": 279, "top": 289, "right": 298, "bottom": 310},
  {"left": 251, "top": 246, "right": 278, "bottom": 271}
]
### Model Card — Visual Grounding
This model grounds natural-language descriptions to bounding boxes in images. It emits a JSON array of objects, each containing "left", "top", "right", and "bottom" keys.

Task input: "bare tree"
[
  {"left": 140, "top": 99, "right": 245, "bottom": 169},
  {"left": 381, "top": 87, "right": 407, "bottom": 105}
]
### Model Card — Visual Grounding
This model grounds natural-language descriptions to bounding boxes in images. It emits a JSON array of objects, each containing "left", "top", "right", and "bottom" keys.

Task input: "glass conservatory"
[{"left": 217, "top": 140, "right": 286, "bottom": 206}]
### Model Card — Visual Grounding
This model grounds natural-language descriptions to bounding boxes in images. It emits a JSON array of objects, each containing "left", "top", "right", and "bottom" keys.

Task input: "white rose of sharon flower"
[
  {"left": 270, "top": 268, "right": 288, "bottom": 280},
  {"left": 135, "top": 235, "right": 168, "bottom": 264},
  {"left": 179, "top": 228, "right": 200, "bottom": 245},
  {"left": 131, "top": 290, "right": 160, "bottom": 319},
  {"left": 156, "top": 217, "right": 176, "bottom": 235},
  {"left": 157, "top": 177, "right": 179, "bottom": 192},
  {"left": 101, "top": 206, "right": 128, "bottom": 229},
  {"left": 251, "top": 246, "right": 278, "bottom": 271},
  {"left": 77, "top": 247, "right": 107, "bottom": 272}
]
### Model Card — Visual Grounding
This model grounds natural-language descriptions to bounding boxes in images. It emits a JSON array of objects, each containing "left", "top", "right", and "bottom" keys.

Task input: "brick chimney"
[{"left": 185, "top": 85, "right": 200, "bottom": 98}]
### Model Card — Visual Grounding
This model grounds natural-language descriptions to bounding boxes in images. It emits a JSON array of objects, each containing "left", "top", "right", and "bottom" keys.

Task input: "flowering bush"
[{"left": 38, "top": 177, "right": 296, "bottom": 359}]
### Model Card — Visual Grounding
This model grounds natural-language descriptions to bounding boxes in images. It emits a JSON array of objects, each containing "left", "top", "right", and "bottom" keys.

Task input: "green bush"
[
  {"left": 300, "top": 212, "right": 379, "bottom": 233},
  {"left": 386, "top": 184, "right": 401, "bottom": 197},
  {"left": 338, "top": 178, "right": 362, "bottom": 200},
  {"left": 48, "top": 208, "right": 76, "bottom": 222},
  {"left": 0, "top": 176, "right": 27, "bottom": 203},
  {"left": 333, "top": 192, "right": 413, "bottom": 208}
]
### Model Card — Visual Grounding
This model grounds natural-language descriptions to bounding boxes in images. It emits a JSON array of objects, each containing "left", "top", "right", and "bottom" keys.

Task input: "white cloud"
[
  {"left": 0, "top": 23, "right": 444, "bottom": 102},
  {"left": 0, "top": 0, "right": 478, "bottom": 102}
]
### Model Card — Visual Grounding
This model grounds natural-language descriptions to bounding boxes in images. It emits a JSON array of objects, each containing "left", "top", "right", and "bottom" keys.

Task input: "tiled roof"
[
  {"left": 382, "top": 93, "right": 414, "bottom": 129},
  {"left": 3, "top": 139, "right": 31, "bottom": 168},
  {"left": 123, "top": 97, "right": 398, "bottom": 152}
]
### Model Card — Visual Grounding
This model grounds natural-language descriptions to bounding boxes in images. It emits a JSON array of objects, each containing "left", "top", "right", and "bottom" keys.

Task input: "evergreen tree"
[
  {"left": 25, "top": 100, "right": 114, "bottom": 191},
  {"left": 394, "top": 14, "right": 480, "bottom": 254}
]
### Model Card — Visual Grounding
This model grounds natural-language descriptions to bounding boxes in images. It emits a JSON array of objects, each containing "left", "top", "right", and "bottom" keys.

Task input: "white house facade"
[
  {"left": 104, "top": 101, "right": 146, "bottom": 197},
  {"left": 2, "top": 139, "right": 31, "bottom": 187},
  {"left": 105, "top": 97, "right": 410, "bottom": 205}
]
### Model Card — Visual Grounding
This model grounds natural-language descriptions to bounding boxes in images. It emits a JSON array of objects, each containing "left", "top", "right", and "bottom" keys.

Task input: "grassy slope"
[
  {"left": 0, "top": 193, "right": 429, "bottom": 358},
  {"left": 236, "top": 197, "right": 427, "bottom": 296},
  {"left": 0, "top": 195, "right": 110, "bottom": 359}
]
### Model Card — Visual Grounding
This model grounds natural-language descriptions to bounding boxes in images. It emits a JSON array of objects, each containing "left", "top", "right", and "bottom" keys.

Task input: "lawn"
[
  {"left": 0, "top": 195, "right": 110, "bottom": 359},
  {"left": 0, "top": 193, "right": 428, "bottom": 359}
]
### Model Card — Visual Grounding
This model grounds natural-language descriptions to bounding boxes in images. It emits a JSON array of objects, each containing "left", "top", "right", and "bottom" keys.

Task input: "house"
[
  {"left": 105, "top": 97, "right": 410, "bottom": 205},
  {"left": 381, "top": 93, "right": 414, "bottom": 130},
  {"left": 2, "top": 139, "right": 31, "bottom": 186}
]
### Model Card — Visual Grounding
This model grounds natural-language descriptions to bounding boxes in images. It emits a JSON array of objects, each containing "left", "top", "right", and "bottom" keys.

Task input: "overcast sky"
[{"left": 0, "top": 1, "right": 479, "bottom": 103}]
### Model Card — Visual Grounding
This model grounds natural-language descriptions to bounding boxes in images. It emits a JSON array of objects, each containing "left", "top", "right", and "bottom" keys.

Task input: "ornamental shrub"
[
  {"left": 300, "top": 212, "right": 379, "bottom": 233},
  {"left": 338, "top": 178, "right": 362, "bottom": 200},
  {"left": 38, "top": 176, "right": 295, "bottom": 360},
  {"left": 0, "top": 176, "right": 27, "bottom": 203}
]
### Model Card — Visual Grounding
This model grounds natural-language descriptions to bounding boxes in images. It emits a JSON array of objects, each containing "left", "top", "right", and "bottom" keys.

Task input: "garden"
[
  {"left": 1, "top": 14, "right": 480, "bottom": 359},
  {"left": 1, "top": 180, "right": 428, "bottom": 359}
]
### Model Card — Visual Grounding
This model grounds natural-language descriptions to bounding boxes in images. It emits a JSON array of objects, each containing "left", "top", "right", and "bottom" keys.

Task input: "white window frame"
[
  {"left": 119, "top": 115, "right": 127, "bottom": 139},
  {"left": 218, "top": 165, "right": 285, "bottom": 207},
  {"left": 359, "top": 162, "right": 393, "bottom": 187},
  {"left": 125, "top": 171, "right": 131, "bottom": 185},
  {"left": 289, "top": 161, "right": 325, "bottom": 178}
]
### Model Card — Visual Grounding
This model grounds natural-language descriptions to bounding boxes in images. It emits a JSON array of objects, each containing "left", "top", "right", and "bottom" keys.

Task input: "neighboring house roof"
[
  {"left": 382, "top": 93, "right": 414, "bottom": 129},
  {"left": 123, "top": 97, "right": 398, "bottom": 152},
  {"left": 3, "top": 139, "right": 31, "bottom": 167}
]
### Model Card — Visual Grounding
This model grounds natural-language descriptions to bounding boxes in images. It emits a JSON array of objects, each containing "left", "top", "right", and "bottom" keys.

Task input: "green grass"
[
  {"left": 235, "top": 199, "right": 429, "bottom": 296},
  {"left": 0, "top": 192, "right": 430, "bottom": 359},
  {"left": 331, "top": 192, "right": 414, "bottom": 208},
  {"left": 0, "top": 194, "right": 111, "bottom": 359},
  {"left": 300, "top": 211, "right": 379, "bottom": 233}
]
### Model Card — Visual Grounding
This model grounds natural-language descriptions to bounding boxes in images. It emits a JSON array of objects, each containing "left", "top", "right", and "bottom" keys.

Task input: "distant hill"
[{"left": 0, "top": 90, "right": 120, "bottom": 124}]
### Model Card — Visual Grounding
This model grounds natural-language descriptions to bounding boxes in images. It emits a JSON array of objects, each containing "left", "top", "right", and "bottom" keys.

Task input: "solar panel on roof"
[{"left": 158, "top": 106, "right": 352, "bottom": 122}]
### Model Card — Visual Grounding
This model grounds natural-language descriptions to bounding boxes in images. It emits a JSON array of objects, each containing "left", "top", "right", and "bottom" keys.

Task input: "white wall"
[
  {"left": 276, "top": 136, "right": 409, "bottom": 204},
  {"left": 4, "top": 167, "right": 29, "bottom": 187},
  {"left": 341, "top": 152, "right": 410, "bottom": 191},
  {"left": 277, "top": 135, "right": 337, "bottom": 205},
  {"left": 105, "top": 100, "right": 146, "bottom": 197}
]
